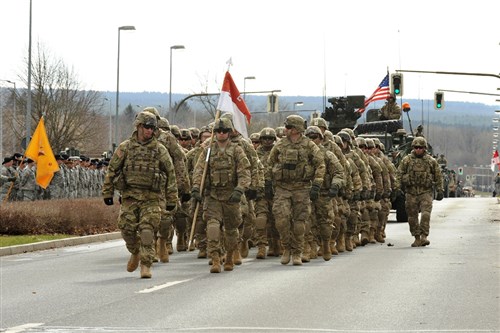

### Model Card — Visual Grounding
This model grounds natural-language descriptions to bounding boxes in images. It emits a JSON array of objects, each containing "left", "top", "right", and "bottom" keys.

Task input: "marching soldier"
[{"left": 102, "top": 111, "right": 178, "bottom": 278}]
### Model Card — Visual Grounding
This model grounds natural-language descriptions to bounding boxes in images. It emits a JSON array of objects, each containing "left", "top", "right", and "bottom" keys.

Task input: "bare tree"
[{"left": 14, "top": 42, "right": 107, "bottom": 155}]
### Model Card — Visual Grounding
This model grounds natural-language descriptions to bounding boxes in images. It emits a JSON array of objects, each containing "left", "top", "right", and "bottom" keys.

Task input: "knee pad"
[
  {"left": 140, "top": 228, "right": 154, "bottom": 246},
  {"left": 206, "top": 220, "right": 221, "bottom": 241}
]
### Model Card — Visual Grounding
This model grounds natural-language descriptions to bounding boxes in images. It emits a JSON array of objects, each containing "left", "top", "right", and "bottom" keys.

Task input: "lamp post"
[
  {"left": 293, "top": 101, "right": 304, "bottom": 111},
  {"left": 169, "top": 45, "right": 185, "bottom": 122},
  {"left": 243, "top": 76, "right": 256, "bottom": 101},
  {"left": 115, "top": 25, "right": 135, "bottom": 151}
]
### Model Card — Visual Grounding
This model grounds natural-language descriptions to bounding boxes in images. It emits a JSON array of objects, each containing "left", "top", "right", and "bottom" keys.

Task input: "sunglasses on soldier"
[
  {"left": 284, "top": 125, "right": 294, "bottom": 130},
  {"left": 215, "top": 128, "right": 230, "bottom": 134},
  {"left": 142, "top": 124, "right": 155, "bottom": 130}
]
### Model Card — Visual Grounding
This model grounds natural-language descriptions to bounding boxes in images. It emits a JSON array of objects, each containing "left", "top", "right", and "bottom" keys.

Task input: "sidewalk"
[{"left": 0, "top": 232, "right": 122, "bottom": 256}]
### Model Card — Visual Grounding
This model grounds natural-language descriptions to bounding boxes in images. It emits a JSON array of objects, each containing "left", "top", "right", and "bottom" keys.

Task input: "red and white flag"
[
  {"left": 217, "top": 71, "right": 252, "bottom": 138},
  {"left": 492, "top": 150, "right": 500, "bottom": 172}
]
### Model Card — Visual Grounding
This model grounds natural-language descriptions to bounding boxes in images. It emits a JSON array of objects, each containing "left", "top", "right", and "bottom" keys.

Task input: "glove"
[
  {"left": 8, "top": 176, "right": 17, "bottom": 182},
  {"left": 181, "top": 192, "right": 191, "bottom": 203},
  {"left": 264, "top": 180, "right": 274, "bottom": 200},
  {"left": 118, "top": 196, "right": 122, "bottom": 204},
  {"left": 328, "top": 184, "right": 339, "bottom": 197},
  {"left": 436, "top": 191, "right": 444, "bottom": 201},
  {"left": 353, "top": 192, "right": 361, "bottom": 201},
  {"left": 310, "top": 183, "right": 321, "bottom": 201},
  {"left": 245, "top": 189, "right": 257, "bottom": 200},
  {"left": 374, "top": 192, "right": 382, "bottom": 201},
  {"left": 166, "top": 204, "right": 176, "bottom": 211},
  {"left": 191, "top": 188, "right": 202, "bottom": 203},
  {"left": 382, "top": 191, "right": 391, "bottom": 199},
  {"left": 104, "top": 197, "right": 114, "bottom": 206},
  {"left": 229, "top": 187, "right": 244, "bottom": 203}
]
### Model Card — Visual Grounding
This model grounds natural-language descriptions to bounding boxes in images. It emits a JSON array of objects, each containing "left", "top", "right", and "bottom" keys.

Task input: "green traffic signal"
[{"left": 394, "top": 88, "right": 400, "bottom": 94}]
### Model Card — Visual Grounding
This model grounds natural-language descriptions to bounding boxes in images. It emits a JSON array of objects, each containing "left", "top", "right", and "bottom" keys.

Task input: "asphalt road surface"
[{"left": 1, "top": 197, "right": 499, "bottom": 333}]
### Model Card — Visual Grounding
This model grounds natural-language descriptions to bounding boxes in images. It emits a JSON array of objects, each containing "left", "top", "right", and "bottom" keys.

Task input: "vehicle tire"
[{"left": 392, "top": 194, "right": 408, "bottom": 222}]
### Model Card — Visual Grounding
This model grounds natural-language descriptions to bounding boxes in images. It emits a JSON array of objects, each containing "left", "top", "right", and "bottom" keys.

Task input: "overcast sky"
[{"left": 1, "top": 0, "right": 499, "bottom": 106}]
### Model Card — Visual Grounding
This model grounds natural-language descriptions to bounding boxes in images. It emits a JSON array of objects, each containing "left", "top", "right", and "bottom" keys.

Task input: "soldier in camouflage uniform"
[
  {"left": 275, "top": 126, "right": 285, "bottom": 140},
  {"left": 143, "top": 108, "right": 190, "bottom": 259},
  {"left": 191, "top": 118, "right": 251, "bottom": 273},
  {"left": 1, "top": 157, "right": 17, "bottom": 202},
  {"left": 254, "top": 127, "right": 278, "bottom": 258},
  {"left": 250, "top": 132, "right": 260, "bottom": 150},
  {"left": 380, "top": 95, "right": 402, "bottom": 120},
  {"left": 374, "top": 140, "right": 396, "bottom": 241},
  {"left": 186, "top": 125, "right": 213, "bottom": 258},
  {"left": 266, "top": 115, "right": 325, "bottom": 265},
  {"left": 102, "top": 111, "right": 178, "bottom": 278},
  {"left": 220, "top": 113, "right": 262, "bottom": 263},
  {"left": 48, "top": 155, "right": 67, "bottom": 199},
  {"left": 395, "top": 137, "right": 443, "bottom": 247},
  {"left": 304, "top": 126, "right": 344, "bottom": 261},
  {"left": 20, "top": 159, "right": 37, "bottom": 201}
]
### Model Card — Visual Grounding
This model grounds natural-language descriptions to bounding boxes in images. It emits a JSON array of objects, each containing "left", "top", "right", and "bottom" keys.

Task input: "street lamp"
[
  {"left": 115, "top": 25, "right": 135, "bottom": 150},
  {"left": 169, "top": 44, "right": 185, "bottom": 122},
  {"left": 293, "top": 101, "right": 304, "bottom": 111},
  {"left": 243, "top": 76, "right": 256, "bottom": 101}
]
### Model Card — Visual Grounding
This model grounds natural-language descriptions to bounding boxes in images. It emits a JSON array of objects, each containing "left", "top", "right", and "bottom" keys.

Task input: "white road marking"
[
  {"left": 4, "top": 323, "right": 44, "bottom": 333},
  {"left": 136, "top": 278, "right": 192, "bottom": 294}
]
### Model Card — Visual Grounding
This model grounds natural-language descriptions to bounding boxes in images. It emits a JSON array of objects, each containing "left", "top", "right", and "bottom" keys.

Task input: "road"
[{"left": 1, "top": 197, "right": 499, "bottom": 333}]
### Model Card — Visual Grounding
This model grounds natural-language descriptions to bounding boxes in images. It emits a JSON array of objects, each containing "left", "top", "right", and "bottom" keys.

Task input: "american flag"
[{"left": 357, "top": 74, "right": 391, "bottom": 114}]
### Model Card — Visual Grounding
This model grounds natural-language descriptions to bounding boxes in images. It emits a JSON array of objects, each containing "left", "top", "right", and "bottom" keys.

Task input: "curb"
[{"left": 0, "top": 232, "right": 122, "bottom": 257}]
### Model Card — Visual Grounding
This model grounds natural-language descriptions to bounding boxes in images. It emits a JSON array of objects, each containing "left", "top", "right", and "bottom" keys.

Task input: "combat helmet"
[
  {"left": 250, "top": 132, "right": 260, "bottom": 142},
  {"left": 372, "top": 138, "right": 381, "bottom": 147},
  {"left": 305, "top": 126, "right": 324, "bottom": 139},
  {"left": 259, "top": 127, "right": 277, "bottom": 139},
  {"left": 323, "top": 130, "right": 334, "bottom": 142},
  {"left": 134, "top": 111, "right": 157, "bottom": 129},
  {"left": 189, "top": 127, "right": 200, "bottom": 140},
  {"left": 275, "top": 126, "right": 285, "bottom": 138},
  {"left": 332, "top": 135, "right": 342, "bottom": 146},
  {"left": 356, "top": 137, "right": 366, "bottom": 147},
  {"left": 337, "top": 131, "right": 351, "bottom": 143},
  {"left": 379, "top": 143, "right": 386, "bottom": 152},
  {"left": 179, "top": 129, "right": 192, "bottom": 140},
  {"left": 365, "top": 138, "right": 376, "bottom": 148},
  {"left": 284, "top": 115, "right": 306, "bottom": 132},
  {"left": 310, "top": 117, "right": 328, "bottom": 130},
  {"left": 143, "top": 106, "right": 161, "bottom": 119},
  {"left": 214, "top": 117, "right": 234, "bottom": 131},
  {"left": 411, "top": 136, "right": 427, "bottom": 148},
  {"left": 158, "top": 117, "right": 170, "bottom": 130},
  {"left": 170, "top": 124, "right": 181, "bottom": 138}
]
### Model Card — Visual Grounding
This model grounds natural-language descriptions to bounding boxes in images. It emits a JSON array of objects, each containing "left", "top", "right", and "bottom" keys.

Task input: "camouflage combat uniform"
[
  {"left": 396, "top": 137, "right": 443, "bottom": 247},
  {"left": 103, "top": 112, "right": 178, "bottom": 277}
]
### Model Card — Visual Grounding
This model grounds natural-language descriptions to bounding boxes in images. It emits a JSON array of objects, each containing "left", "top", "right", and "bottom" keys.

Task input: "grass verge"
[{"left": 1, "top": 234, "right": 72, "bottom": 247}]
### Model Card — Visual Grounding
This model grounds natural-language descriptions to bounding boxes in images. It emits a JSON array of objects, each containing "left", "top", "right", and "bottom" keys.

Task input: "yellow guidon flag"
[{"left": 24, "top": 117, "right": 60, "bottom": 189}]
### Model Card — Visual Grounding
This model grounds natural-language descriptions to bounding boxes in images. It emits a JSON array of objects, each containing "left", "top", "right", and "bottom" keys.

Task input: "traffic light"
[
  {"left": 391, "top": 73, "right": 403, "bottom": 96},
  {"left": 434, "top": 91, "right": 445, "bottom": 110}
]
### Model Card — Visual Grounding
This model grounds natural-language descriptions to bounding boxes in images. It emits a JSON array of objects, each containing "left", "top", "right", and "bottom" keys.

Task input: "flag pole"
[{"left": 188, "top": 109, "right": 221, "bottom": 249}]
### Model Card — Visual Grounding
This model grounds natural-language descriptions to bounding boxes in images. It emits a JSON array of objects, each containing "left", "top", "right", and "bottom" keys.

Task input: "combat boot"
[
  {"left": 411, "top": 235, "right": 421, "bottom": 247},
  {"left": 292, "top": 254, "right": 303, "bottom": 266},
  {"left": 224, "top": 251, "right": 234, "bottom": 271},
  {"left": 353, "top": 234, "right": 361, "bottom": 246},
  {"left": 210, "top": 253, "right": 222, "bottom": 273},
  {"left": 240, "top": 240, "right": 249, "bottom": 258},
  {"left": 267, "top": 241, "right": 275, "bottom": 257},
  {"left": 360, "top": 231, "right": 369, "bottom": 246},
  {"left": 127, "top": 253, "right": 140, "bottom": 272},
  {"left": 375, "top": 228, "right": 385, "bottom": 243},
  {"left": 345, "top": 235, "right": 353, "bottom": 252},
  {"left": 188, "top": 239, "right": 196, "bottom": 251},
  {"left": 301, "top": 242, "right": 311, "bottom": 263},
  {"left": 420, "top": 235, "right": 430, "bottom": 246},
  {"left": 272, "top": 239, "right": 281, "bottom": 257},
  {"left": 166, "top": 243, "right": 173, "bottom": 255},
  {"left": 311, "top": 241, "right": 319, "bottom": 259},
  {"left": 336, "top": 236, "right": 345, "bottom": 253},
  {"left": 197, "top": 247, "right": 207, "bottom": 259},
  {"left": 256, "top": 245, "right": 266, "bottom": 259},
  {"left": 140, "top": 264, "right": 152, "bottom": 278},
  {"left": 233, "top": 249, "right": 243, "bottom": 265},
  {"left": 176, "top": 234, "right": 186, "bottom": 252},
  {"left": 322, "top": 240, "right": 332, "bottom": 261},
  {"left": 369, "top": 228, "right": 376, "bottom": 244},
  {"left": 330, "top": 241, "right": 339, "bottom": 255},
  {"left": 158, "top": 238, "right": 169, "bottom": 263},
  {"left": 281, "top": 249, "right": 291, "bottom": 265}
]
